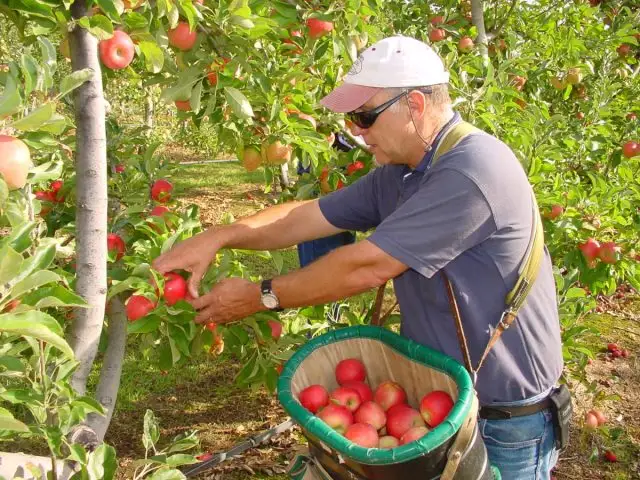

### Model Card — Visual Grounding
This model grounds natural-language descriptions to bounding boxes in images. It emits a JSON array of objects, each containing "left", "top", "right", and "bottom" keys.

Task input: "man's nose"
[{"left": 350, "top": 123, "right": 367, "bottom": 137}]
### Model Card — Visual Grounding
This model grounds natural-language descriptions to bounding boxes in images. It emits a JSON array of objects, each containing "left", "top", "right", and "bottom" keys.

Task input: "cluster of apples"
[
  {"left": 578, "top": 238, "right": 621, "bottom": 267},
  {"left": 297, "top": 358, "right": 454, "bottom": 449}
]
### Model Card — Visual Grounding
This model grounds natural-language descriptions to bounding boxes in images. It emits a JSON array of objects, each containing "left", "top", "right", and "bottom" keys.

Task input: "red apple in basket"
[
  {"left": 345, "top": 423, "right": 379, "bottom": 448},
  {"left": 330, "top": 387, "right": 361, "bottom": 412},
  {"left": 342, "top": 381, "right": 372, "bottom": 403},
  {"left": 386, "top": 404, "right": 426, "bottom": 439},
  {"left": 354, "top": 401, "right": 386, "bottom": 430},
  {"left": 299, "top": 384, "right": 329, "bottom": 413},
  {"left": 420, "top": 391, "right": 454, "bottom": 428},
  {"left": 317, "top": 404, "right": 353, "bottom": 434},
  {"left": 374, "top": 381, "right": 407, "bottom": 411},
  {"left": 335, "top": 358, "right": 366, "bottom": 385},
  {"left": 378, "top": 435, "right": 400, "bottom": 449},
  {"left": 401, "top": 426, "right": 430, "bottom": 445}
]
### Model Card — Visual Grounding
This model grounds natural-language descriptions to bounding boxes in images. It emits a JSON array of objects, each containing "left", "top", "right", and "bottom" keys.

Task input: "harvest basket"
[{"left": 277, "top": 326, "right": 500, "bottom": 480}]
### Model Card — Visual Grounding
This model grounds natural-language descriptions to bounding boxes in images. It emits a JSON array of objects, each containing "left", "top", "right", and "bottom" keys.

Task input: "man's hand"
[
  {"left": 152, "top": 229, "right": 221, "bottom": 298},
  {"left": 188, "top": 277, "right": 266, "bottom": 325}
]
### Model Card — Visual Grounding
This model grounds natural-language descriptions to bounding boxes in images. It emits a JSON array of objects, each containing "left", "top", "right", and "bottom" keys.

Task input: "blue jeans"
[{"left": 480, "top": 388, "right": 559, "bottom": 480}]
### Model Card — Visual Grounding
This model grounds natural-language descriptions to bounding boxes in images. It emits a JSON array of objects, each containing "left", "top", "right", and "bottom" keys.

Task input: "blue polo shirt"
[{"left": 318, "top": 117, "right": 563, "bottom": 405}]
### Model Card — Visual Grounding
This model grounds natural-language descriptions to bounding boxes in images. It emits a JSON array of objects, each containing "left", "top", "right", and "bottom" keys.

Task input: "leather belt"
[{"left": 479, "top": 397, "right": 552, "bottom": 420}]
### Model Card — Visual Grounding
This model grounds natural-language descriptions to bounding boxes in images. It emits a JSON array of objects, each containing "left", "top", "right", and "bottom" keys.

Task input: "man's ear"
[{"left": 406, "top": 90, "right": 427, "bottom": 120}]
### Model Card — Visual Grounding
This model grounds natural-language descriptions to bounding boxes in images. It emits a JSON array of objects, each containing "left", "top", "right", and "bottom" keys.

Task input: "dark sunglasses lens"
[{"left": 349, "top": 112, "right": 376, "bottom": 129}]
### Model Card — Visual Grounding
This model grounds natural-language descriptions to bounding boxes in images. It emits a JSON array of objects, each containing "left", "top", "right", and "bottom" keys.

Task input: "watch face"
[{"left": 262, "top": 293, "right": 279, "bottom": 309}]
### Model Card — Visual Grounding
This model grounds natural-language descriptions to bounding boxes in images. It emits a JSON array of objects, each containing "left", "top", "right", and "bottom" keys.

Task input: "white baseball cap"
[{"left": 320, "top": 35, "right": 450, "bottom": 113}]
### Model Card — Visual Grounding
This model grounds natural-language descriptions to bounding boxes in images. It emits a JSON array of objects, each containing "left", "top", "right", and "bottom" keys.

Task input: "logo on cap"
[{"left": 347, "top": 57, "right": 363, "bottom": 76}]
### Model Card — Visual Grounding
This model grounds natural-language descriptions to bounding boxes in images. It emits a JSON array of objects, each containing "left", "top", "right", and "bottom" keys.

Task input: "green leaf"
[
  {"left": 38, "top": 114, "right": 68, "bottom": 135},
  {"left": 124, "top": 12, "right": 150, "bottom": 30},
  {"left": 0, "top": 311, "right": 73, "bottom": 358},
  {"left": 12, "top": 244, "right": 56, "bottom": 285},
  {"left": 27, "top": 159, "right": 64, "bottom": 184},
  {"left": 68, "top": 444, "right": 88, "bottom": 464},
  {"left": 20, "top": 54, "right": 40, "bottom": 96},
  {"left": 224, "top": 87, "right": 254, "bottom": 119},
  {"left": 127, "top": 315, "right": 160, "bottom": 334},
  {"left": 143, "top": 409, "right": 160, "bottom": 450},
  {"left": 21, "top": 285, "right": 88, "bottom": 309},
  {"left": 10, "top": 103, "right": 55, "bottom": 131},
  {"left": 37, "top": 37, "right": 57, "bottom": 77},
  {"left": 9, "top": 0, "right": 54, "bottom": 19},
  {"left": 190, "top": 80, "right": 202, "bottom": 113},
  {"left": 138, "top": 41, "right": 164, "bottom": 74},
  {"left": 59, "top": 69, "right": 93, "bottom": 98},
  {"left": 10, "top": 270, "right": 61, "bottom": 300},
  {"left": 0, "top": 245, "right": 23, "bottom": 285},
  {"left": 96, "top": 0, "right": 122, "bottom": 22},
  {"left": 0, "top": 221, "right": 36, "bottom": 253},
  {"left": 165, "top": 454, "right": 198, "bottom": 467},
  {"left": 0, "top": 178, "right": 8, "bottom": 208},
  {"left": 71, "top": 396, "right": 106, "bottom": 415},
  {"left": 87, "top": 443, "right": 117, "bottom": 480},
  {"left": 0, "top": 356, "right": 25, "bottom": 373},
  {"left": 0, "top": 409, "right": 29, "bottom": 432},
  {"left": 0, "top": 74, "right": 22, "bottom": 117},
  {"left": 148, "top": 469, "right": 187, "bottom": 480},
  {"left": 77, "top": 15, "right": 115, "bottom": 40}
]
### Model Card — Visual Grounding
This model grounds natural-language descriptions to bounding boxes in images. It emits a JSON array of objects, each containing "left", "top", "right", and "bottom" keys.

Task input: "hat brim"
[{"left": 319, "top": 83, "right": 382, "bottom": 113}]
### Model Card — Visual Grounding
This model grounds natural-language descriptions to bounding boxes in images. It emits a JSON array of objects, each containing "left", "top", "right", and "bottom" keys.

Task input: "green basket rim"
[{"left": 277, "top": 325, "right": 475, "bottom": 465}]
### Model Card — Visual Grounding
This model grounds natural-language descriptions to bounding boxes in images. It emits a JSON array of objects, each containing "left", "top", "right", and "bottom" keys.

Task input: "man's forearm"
[
  {"left": 211, "top": 199, "right": 343, "bottom": 251},
  {"left": 271, "top": 241, "right": 394, "bottom": 308}
]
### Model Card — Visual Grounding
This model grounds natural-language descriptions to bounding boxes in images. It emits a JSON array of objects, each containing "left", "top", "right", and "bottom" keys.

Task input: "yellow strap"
[{"left": 431, "top": 120, "right": 544, "bottom": 317}]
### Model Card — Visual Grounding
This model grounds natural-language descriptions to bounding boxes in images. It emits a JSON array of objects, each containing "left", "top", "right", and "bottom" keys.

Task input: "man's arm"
[
  {"left": 215, "top": 199, "right": 343, "bottom": 251},
  {"left": 189, "top": 238, "right": 408, "bottom": 324}
]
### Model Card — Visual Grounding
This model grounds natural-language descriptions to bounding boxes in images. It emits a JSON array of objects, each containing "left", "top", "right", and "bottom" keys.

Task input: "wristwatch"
[{"left": 260, "top": 279, "right": 283, "bottom": 312}]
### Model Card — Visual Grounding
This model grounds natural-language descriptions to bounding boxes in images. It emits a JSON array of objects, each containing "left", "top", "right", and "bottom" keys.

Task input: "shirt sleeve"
[
  {"left": 368, "top": 168, "right": 497, "bottom": 278},
  {"left": 318, "top": 169, "right": 382, "bottom": 232}
]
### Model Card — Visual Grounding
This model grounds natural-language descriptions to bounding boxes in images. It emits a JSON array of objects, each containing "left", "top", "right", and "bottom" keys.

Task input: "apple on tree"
[
  {"left": 107, "top": 233, "right": 126, "bottom": 261},
  {"left": 163, "top": 272, "right": 188, "bottom": 306},
  {"left": 151, "top": 179, "right": 173, "bottom": 203},
  {"left": 622, "top": 141, "right": 638, "bottom": 158},
  {"left": 99, "top": 31, "right": 135, "bottom": 70},
  {"left": 458, "top": 36, "right": 474, "bottom": 52},
  {"left": 168, "top": 22, "right": 198, "bottom": 51},
  {"left": 429, "top": 29, "right": 446, "bottom": 42},
  {"left": 306, "top": 18, "right": 333, "bottom": 39},
  {"left": 0, "top": 135, "right": 32, "bottom": 190},
  {"left": 126, "top": 295, "right": 156, "bottom": 321}
]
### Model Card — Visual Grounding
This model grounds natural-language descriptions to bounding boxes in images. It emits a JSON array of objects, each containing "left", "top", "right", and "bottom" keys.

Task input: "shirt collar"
[{"left": 412, "top": 111, "right": 462, "bottom": 174}]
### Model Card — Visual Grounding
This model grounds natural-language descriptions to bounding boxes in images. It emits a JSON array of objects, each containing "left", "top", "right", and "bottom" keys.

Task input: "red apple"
[
  {"left": 604, "top": 450, "right": 617, "bottom": 462},
  {"left": 207, "top": 71, "right": 218, "bottom": 86},
  {"left": 429, "top": 29, "right": 446, "bottom": 42},
  {"left": 511, "top": 75, "right": 527, "bottom": 91},
  {"left": 107, "top": 233, "right": 126, "bottom": 261},
  {"left": 151, "top": 179, "right": 173, "bottom": 203},
  {"left": 378, "top": 435, "right": 400, "bottom": 449},
  {"left": 575, "top": 112, "right": 585, "bottom": 120},
  {"left": 400, "top": 426, "right": 430, "bottom": 445},
  {"left": 0, "top": 135, "right": 32, "bottom": 190},
  {"left": 622, "top": 141, "right": 639, "bottom": 158},
  {"left": 458, "top": 36, "right": 474, "bottom": 52},
  {"left": 616, "top": 44, "right": 630, "bottom": 57},
  {"left": 354, "top": 401, "right": 386, "bottom": 430},
  {"left": 607, "top": 343, "right": 618, "bottom": 352},
  {"left": 598, "top": 242, "right": 620, "bottom": 264},
  {"left": 344, "top": 423, "right": 379, "bottom": 448},
  {"left": 429, "top": 16, "right": 445, "bottom": 26},
  {"left": 579, "top": 238, "right": 600, "bottom": 262},
  {"left": 584, "top": 411, "right": 599, "bottom": 429},
  {"left": 346, "top": 161, "right": 365, "bottom": 176},
  {"left": 626, "top": 112, "right": 637, "bottom": 121},
  {"left": 306, "top": 18, "right": 333, "bottom": 39},
  {"left": 150, "top": 205, "right": 170, "bottom": 217},
  {"left": 175, "top": 99, "right": 191, "bottom": 112},
  {"left": 299, "top": 384, "right": 329, "bottom": 413},
  {"left": 126, "top": 295, "right": 155, "bottom": 321},
  {"left": 330, "top": 387, "right": 362, "bottom": 413},
  {"left": 335, "top": 358, "right": 366, "bottom": 385},
  {"left": 268, "top": 320, "right": 282, "bottom": 340},
  {"left": 317, "top": 404, "right": 353, "bottom": 434},
  {"left": 163, "top": 272, "right": 187, "bottom": 306},
  {"left": 548, "top": 204, "right": 564, "bottom": 219},
  {"left": 115, "top": 164, "right": 125, "bottom": 173},
  {"left": 589, "top": 409, "right": 606, "bottom": 426},
  {"left": 386, "top": 404, "right": 425, "bottom": 439},
  {"left": 168, "top": 22, "right": 197, "bottom": 51},
  {"left": 342, "top": 381, "right": 372, "bottom": 403},
  {"left": 99, "top": 30, "right": 135, "bottom": 70},
  {"left": 373, "top": 381, "right": 407, "bottom": 411},
  {"left": 420, "top": 390, "right": 454, "bottom": 428}
]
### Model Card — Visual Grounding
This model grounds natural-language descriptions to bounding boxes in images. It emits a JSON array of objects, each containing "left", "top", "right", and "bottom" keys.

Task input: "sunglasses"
[{"left": 347, "top": 87, "right": 433, "bottom": 129}]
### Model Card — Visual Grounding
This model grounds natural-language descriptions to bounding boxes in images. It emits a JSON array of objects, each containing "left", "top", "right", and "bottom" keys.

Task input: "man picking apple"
[{"left": 153, "top": 35, "right": 566, "bottom": 479}]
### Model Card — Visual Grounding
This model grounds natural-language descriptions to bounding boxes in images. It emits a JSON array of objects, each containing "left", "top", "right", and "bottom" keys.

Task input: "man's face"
[{"left": 349, "top": 90, "right": 416, "bottom": 167}]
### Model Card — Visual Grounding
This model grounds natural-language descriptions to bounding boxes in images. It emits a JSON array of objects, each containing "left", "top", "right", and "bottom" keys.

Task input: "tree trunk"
[
  {"left": 144, "top": 90, "right": 154, "bottom": 135},
  {"left": 86, "top": 297, "right": 128, "bottom": 443},
  {"left": 471, "top": 0, "right": 489, "bottom": 64},
  {"left": 67, "top": 0, "right": 109, "bottom": 396}
]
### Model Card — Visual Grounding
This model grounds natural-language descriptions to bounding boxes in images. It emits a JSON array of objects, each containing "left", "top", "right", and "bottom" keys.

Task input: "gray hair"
[{"left": 384, "top": 84, "right": 451, "bottom": 112}]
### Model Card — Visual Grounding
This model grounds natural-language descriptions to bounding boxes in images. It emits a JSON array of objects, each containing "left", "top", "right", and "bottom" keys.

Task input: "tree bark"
[
  {"left": 87, "top": 297, "right": 128, "bottom": 443},
  {"left": 67, "top": 0, "right": 109, "bottom": 396},
  {"left": 471, "top": 0, "right": 489, "bottom": 65},
  {"left": 279, "top": 163, "right": 290, "bottom": 190}
]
